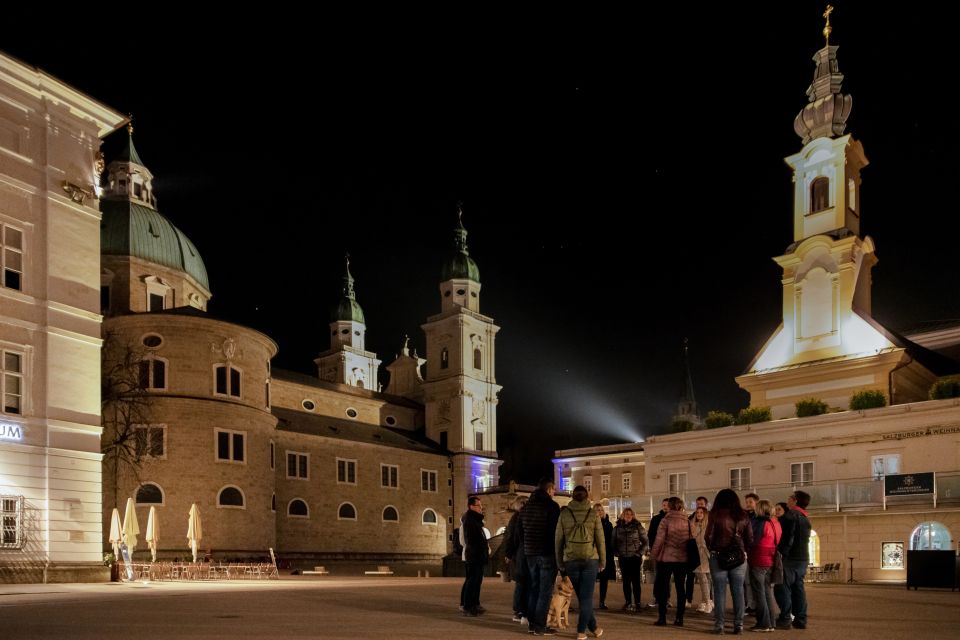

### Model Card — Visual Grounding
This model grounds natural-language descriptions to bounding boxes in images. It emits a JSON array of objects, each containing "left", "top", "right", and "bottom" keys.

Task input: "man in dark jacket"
[
  {"left": 775, "top": 491, "right": 812, "bottom": 630},
  {"left": 647, "top": 499, "right": 669, "bottom": 608},
  {"left": 520, "top": 478, "right": 560, "bottom": 635},
  {"left": 461, "top": 496, "right": 489, "bottom": 616}
]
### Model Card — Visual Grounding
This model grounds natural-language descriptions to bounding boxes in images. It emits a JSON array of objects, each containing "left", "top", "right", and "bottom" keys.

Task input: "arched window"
[
  {"left": 288, "top": 499, "right": 309, "bottom": 518},
  {"left": 271, "top": 493, "right": 276, "bottom": 512},
  {"left": 135, "top": 483, "right": 164, "bottom": 505},
  {"left": 217, "top": 485, "right": 245, "bottom": 508},
  {"left": 441, "top": 348, "right": 449, "bottom": 369},
  {"left": 910, "top": 522, "right": 953, "bottom": 550},
  {"left": 474, "top": 348, "right": 482, "bottom": 370},
  {"left": 810, "top": 177, "right": 830, "bottom": 213},
  {"left": 338, "top": 502, "right": 357, "bottom": 521},
  {"left": 422, "top": 508, "right": 438, "bottom": 525},
  {"left": 382, "top": 506, "right": 399, "bottom": 522}
]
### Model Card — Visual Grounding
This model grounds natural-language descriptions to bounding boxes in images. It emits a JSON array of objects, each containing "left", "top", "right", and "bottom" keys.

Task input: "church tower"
[
  {"left": 736, "top": 9, "right": 938, "bottom": 418},
  {"left": 315, "top": 255, "right": 381, "bottom": 389},
  {"left": 421, "top": 206, "right": 502, "bottom": 519},
  {"left": 672, "top": 339, "right": 702, "bottom": 429}
]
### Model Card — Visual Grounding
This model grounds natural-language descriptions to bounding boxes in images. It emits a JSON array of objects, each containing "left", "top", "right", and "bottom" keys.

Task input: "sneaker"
[
  {"left": 792, "top": 621, "right": 806, "bottom": 630},
  {"left": 597, "top": 603, "right": 608, "bottom": 610},
  {"left": 539, "top": 628, "right": 558, "bottom": 636},
  {"left": 521, "top": 617, "right": 529, "bottom": 626},
  {"left": 647, "top": 601, "right": 658, "bottom": 609},
  {"left": 775, "top": 620, "right": 793, "bottom": 630},
  {"left": 458, "top": 605, "right": 464, "bottom": 612},
  {"left": 476, "top": 605, "right": 487, "bottom": 614},
  {"left": 513, "top": 614, "right": 523, "bottom": 623},
  {"left": 734, "top": 627, "right": 744, "bottom": 635},
  {"left": 591, "top": 628, "right": 604, "bottom": 638},
  {"left": 623, "top": 604, "right": 635, "bottom": 612},
  {"left": 578, "top": 635, "right": 588, "bottom": 640},
  {"left": 696, "top": 603, "right": 707, "bottom": 613}
]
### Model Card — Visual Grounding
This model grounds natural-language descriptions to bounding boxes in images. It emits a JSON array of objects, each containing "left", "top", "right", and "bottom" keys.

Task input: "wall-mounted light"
[
  {"left": 651, "top": 474, "right": 661, "bottom": 480},
  {"left": 62, "top": 181, "right": 93, "bottom": 204}
]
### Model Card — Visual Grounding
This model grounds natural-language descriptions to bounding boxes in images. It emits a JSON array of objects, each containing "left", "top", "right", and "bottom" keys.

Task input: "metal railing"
[{"left": 603, "top": 471, "right": 960, "bottom": 518}]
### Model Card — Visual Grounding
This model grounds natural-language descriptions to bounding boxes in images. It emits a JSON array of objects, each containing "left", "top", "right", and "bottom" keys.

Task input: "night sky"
[{"left": 5, "top": 4, "right": 958, "bottom": 482}]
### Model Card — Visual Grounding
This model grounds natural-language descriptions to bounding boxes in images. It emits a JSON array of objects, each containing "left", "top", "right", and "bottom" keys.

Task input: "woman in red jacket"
[
  {"left": 747, "top": 500, "right": 782, "bottom": 632},
  {"left": 650, "top": 496, "right": 692, "bottom": 627}
]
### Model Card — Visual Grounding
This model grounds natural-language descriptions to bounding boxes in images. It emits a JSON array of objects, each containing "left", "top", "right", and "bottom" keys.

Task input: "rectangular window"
[
  {"left": 475, "top": 431, "right": 483, "bottom": 451},
  {"left": 562, "top": 477, "right": 573, "bottom": 492},
  {"left": 730, "top": 467, "right": 751, "bottom": 491},
  {"left": 214, "top": 365, "right": 241, "bottom": 397},
  {"left": 421, "top": 469, "right": 438, "bottom": 493},
  {"left": 139, "top": 358, "right": 167, "bottom": 390},
  {"left": 791, "top": 462, "right": 814, "bottom": 486},
  {"left": 1, "top": 496, "right": 24, "bottom": 549},
  {"left": 286, "top": 452, "right": 309, "bottom": 479},
  {"left": 439, "top": 431, "right": 448, "bottom": 450},
  {"left": 215, "top": 428, "right": 245, "bottom": 463},
  {"left": 270, "top": 441, "right": 275, "bottom": 470},
  {"left": 133, "top": 426, "right": 165, "bottom": 458},
  {"left": 2, "top": 224, "right": 24, "bottom": 291},
  {"left": 669, "top": 472, "right": 687, "bottom": 496},
  {"left": 871, "top": 455, "right": 901, "bottom": 480},
  {"left": 2, "top": 350, "right": 24, "bottom": 415},
  {"left": 381, "top": 464, "right": 399, "bottom": 488},
  {"left": 622, "top": 473, "right": 632, "bottom": 492},
  {"left": 337, "top": 458, "right": 357, "bottom": 484},
  {"left": 149, "top": 293, "right": 164, "bottom": 312},
  {"left": 101, "top": 286, "right": 110, "bottom": 313},
  {"left": 601, "top": 474, "right": 610, "bottom": 493},
  {"left": 584, "top": 476, "right": 592, "bottom": 494}
]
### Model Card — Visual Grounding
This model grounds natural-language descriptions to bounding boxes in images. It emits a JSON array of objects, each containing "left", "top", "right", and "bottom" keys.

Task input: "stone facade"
[{"left": 0, "top": 52, "right": 125, "bottom": 583}]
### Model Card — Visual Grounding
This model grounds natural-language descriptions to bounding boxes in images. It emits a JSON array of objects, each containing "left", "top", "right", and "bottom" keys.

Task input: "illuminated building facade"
[{"left": 0, "top": 52, "right": 125, "bottom": 582}]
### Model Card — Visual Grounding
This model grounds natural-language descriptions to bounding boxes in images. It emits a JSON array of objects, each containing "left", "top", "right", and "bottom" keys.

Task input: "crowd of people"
[{"left": 460, "top": 478, "right": 813, "bottom": 637}]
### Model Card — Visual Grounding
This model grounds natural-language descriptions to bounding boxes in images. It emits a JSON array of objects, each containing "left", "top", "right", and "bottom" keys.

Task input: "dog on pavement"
[{"left": 547, "top": 575, "right": 575, "bottom": 629}]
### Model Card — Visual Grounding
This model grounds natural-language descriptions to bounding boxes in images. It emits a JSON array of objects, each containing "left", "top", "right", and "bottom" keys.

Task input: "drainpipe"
[{"left": 888, "top": 352, "right": 913, "bottom": 405}]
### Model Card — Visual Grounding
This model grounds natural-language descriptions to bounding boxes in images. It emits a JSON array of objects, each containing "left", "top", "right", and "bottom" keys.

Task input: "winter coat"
[
  {"left": 598, "top": 515, "right": 617, "bottom": 579},
  {"left": 648, "top": 510, "right": 667, "bottom": 549},
  {"left": 555, "top": 498, "right": 605, "bottom": 567},
  {"left": 651, "top": 510, "right": 691, "bottom": 564},
  {"left": 691, "top": 515, "right": 711, "bottom": 573},
  {"left": 520, "top": 488, "right": 560, "bottom": 557},
  {"left": 748, "top": 517, "right": 782, "bottom": 568},
  {"left": 614, "top": 519, "right": 648, "bottom": 559},
  {"left": 504, "top": 511, "right": 527, "bottom": 580},
  {"left": 777, "top": 507, "right": 811, "bottom": 563},
  {"left": 461, "top": 508, "right": 489, "bottom": 564},
  {"left": 705, "top": 511, "right": 754, "bottom": 555}
]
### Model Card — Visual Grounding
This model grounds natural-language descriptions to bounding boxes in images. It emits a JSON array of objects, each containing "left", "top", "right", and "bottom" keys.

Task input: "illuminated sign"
[
  {"left": 0, "top": 423, "right": 24, "bottom": 441},
  {"left": 881, "top": 425, "right": 960, "bottom": 440}
]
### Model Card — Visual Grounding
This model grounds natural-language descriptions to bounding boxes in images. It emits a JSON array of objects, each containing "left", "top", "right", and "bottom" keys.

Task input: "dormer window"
[{"left": 810, "top": 177, "right": 830, "bottom": 213}]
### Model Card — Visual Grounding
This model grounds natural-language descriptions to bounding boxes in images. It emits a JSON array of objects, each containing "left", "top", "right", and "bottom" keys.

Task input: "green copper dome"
[
  {"left": 440, "top": 212, "right": 480, "bottom": 283},
  {"left": 331, "top": 255, "right": 365, "bottom": 323},
  {"left": 100, "top": 200, "right": 210, "bottom": 290}
]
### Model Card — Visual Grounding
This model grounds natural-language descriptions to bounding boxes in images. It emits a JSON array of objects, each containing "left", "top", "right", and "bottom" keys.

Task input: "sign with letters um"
[{"left": 884, "top": 473, "right": 934, "bottom": 497}]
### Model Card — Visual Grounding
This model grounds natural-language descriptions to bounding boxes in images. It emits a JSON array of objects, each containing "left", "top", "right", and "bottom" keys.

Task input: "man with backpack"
[{"left": 555, "top": 485, "right": 606, "bottom": 640}]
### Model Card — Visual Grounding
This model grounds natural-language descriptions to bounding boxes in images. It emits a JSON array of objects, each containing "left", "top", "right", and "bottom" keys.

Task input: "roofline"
[
  {"left": 554, "top": 441, "right": 645, "bottom": 460},
  {"left": 1, "top": 51, "right": 126, "bottom": 136}
]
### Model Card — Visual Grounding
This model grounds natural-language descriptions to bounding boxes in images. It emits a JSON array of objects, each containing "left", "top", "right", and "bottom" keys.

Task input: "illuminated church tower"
[
  {"left": 422, "top": 206, "right": 502, "bottom": 519},
  {"left": 736, "top": 9, "right": 940, "bottom": 418},
  {"left": 315, "top": 255, "right": 381, "bottom": 389}
]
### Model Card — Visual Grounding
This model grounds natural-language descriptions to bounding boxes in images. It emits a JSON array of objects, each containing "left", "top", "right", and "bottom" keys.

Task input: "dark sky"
[{"left": 5, "top": 4, "right": 958, "bottom": 482}]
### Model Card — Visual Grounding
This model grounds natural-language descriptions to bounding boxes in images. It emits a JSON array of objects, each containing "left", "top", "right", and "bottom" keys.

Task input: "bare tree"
[{"left": 101, "top": 330, "right": 155, "bottom": 510}]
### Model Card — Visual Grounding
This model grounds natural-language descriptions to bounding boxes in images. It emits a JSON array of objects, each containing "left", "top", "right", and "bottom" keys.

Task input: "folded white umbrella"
[
  {"left": 187, "top": 503, "right": 203, "bottom": 563},
  {"left": 122, "top": 497, "right": 140, "bottom": 554},
  {"left": 146, "top": 506, "right": 160, "bottom": 563},
  {"left": 108, "top": 508, "right": 122, "bottom": 561}
]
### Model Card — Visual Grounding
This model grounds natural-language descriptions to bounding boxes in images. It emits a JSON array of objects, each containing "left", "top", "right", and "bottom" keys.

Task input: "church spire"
[
  {"left": 793, "top": 5, "right": 852, "bottom": 144},
  {"left": 673, "top": 338, "right": 702, "bottom": 429},
  {"left": 331, "top": 253, "right": 364, "bottom": 323}
]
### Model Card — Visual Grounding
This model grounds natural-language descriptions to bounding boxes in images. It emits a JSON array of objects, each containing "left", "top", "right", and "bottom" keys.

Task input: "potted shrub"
[
  {"left": 849, "top": 389, "right": 886, "bottom": 410},
  {"left": 796, "top": 398, "right": 828, "bottom": 417},
  {"left": 705, "top": 411, "right": 734, "bottom": 429}
]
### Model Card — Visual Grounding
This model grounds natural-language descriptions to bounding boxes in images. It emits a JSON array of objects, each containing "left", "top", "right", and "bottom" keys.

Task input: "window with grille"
[
  {"left": 730, "top": 467, "right": 751, "bottom": 490},
  {"left": 622, "top": 473, "right": 632, "bottom": 492},
  {"left": 1, "top": 224, "right": 23, "bottom": 291},
  {"left": 791, "top": 462, "right": 814, "bottom": 486},
  {"left": 669, "top": 472, "right": 687, "bottom": 496},
  {"left": 337, "top": 458, "right": 357, "bottom": 484},
  {"left": 2, "top": 350, "right": 23, "bottom": 415},
  {"left": 1, "top": 496, "right": 24, "bottom": 548},
  {"left": 421, "top": 469, "right": 438, "bottom": 492},
  {"left": 214, "top": 364, "right": 241, "bottom": 397},
  {"left": 601, "top": 475, "right": 610, "bottom": 492},
  {"left": 133, "top": 426, "right": 165, "bottom": 458},
  {"left": 381, "top": 464, "right": 398, "bottom": 488},
  {"left": 215, "top": 429, "right": 245, "bottom": 463},
  {"left": 287, "top": 452, "right": 309, "bottom": 479}
]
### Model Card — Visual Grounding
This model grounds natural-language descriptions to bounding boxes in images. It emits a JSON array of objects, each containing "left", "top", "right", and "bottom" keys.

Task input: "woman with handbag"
[
  {"left": 706, "top": 489, "right": 754, "bottom": 635},
  {"left": 748, "top": 500, "right": 782, "bottom": 632},
  {"left": 650, "top": 497, "right": 692, "bottom": 627},
  {"left": 691, "top": 506, "right": 714, "bottom": 613}
]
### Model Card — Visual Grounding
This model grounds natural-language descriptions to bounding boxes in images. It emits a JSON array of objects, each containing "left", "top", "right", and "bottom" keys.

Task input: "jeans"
[
  {"left": 526, "top": 555, "right": 558, "bottom": 630},
  {"left": 462, "top": 562, "right": 484, "bottom": 611},
  {"left": 775, "top": 559, "right": 807, "bottom": 625},
  {"left": 619, "top": 556, "right": 642, "bottom": 605},
  {"left": 749, "top": 566, "right": 775, "bottom": 629},
  {"left": 710, "top": 554, "right": 747, "bottom": 630},
  {"left": 654, "top": 561, "right": 687, "bottom": 621},
  {"left": 512, "top": 558, "right": 530, "bottom": 615},
  {"left": 565, "top": 559, "right": 600, "bottom": 633}
]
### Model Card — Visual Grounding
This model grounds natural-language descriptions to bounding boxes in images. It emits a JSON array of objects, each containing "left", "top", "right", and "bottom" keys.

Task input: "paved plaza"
[{"left": 1, "top": 577, "right": 958, "bottom": 639}]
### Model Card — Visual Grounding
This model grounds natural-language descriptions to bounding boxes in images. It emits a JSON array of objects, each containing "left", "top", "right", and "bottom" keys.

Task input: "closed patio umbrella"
[
  {"left": 187, "top": 503, "right": 203, "bottom": 563},
  {"left": 146, "top": 506, "right": 160, "bottom": 563},
  {"left": 122, "top": 497, "right": 140, "bottom": 554},
  {"left": 108, "top": 507, "right": 122, "bottom": 562}
]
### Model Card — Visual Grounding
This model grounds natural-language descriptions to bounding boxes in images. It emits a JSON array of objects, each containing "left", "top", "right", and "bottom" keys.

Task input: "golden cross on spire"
[
  {"left": 127, "top": 113, "right": 134, "bottom": 135},
  {"left": 823, "top": 5, "right": 834, "bottom": 45}
]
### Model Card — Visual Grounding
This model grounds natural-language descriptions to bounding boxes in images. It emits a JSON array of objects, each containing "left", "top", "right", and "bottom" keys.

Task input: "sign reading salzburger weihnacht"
[{"left": 884, "top": 473, "right": 934, "bottom": 497}]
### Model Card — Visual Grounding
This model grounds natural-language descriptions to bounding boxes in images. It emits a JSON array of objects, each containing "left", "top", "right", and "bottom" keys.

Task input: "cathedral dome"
[
  {"left": 440, "top": 210, "right": 480, "bottom": 283},
  {"left": 101, "top": 200, "right": 210, "bottom": 290}
]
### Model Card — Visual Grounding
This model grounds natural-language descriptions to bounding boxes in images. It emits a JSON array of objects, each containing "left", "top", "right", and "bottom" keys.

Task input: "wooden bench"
[{"left": 363, "top": 565, "right": 394, "bottom": 575}]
